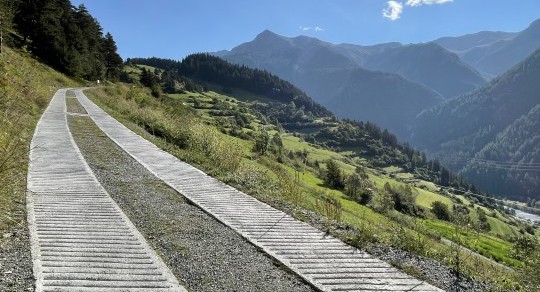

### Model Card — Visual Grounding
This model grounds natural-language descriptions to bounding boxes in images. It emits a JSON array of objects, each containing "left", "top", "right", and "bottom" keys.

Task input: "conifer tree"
[{"left": 102, "top": 32, "right": 123, "bottom": 80}]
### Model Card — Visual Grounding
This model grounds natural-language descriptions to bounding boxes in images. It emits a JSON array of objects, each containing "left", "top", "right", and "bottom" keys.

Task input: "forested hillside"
[
  {"left": 131, "top": 55, "right": 474, "bottom": 192},
  {"left": 7, "top": 0, "right": 123, "bottom": 80},
  {"left": 460, "top": 104, "right": 540, "bottom": 200},
  {"left": 412, "top": 48, "right": 540, "bottom": 200}
]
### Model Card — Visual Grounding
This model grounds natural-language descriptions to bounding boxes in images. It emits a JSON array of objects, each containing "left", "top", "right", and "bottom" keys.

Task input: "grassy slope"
[
  {"left": 0, "top": 47, "right": 76, "bottom": 236},
  {"left": 166, "top": 87, "right": 539, "bottom": 264},
  {"left": 83, "top": 83, "right": 540, "bottom": 289}
]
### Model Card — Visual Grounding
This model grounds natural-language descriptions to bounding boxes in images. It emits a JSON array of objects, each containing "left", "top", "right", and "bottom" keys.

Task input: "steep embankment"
[{"left": 0, "top": 47, "right": 76, "bottom": 291}]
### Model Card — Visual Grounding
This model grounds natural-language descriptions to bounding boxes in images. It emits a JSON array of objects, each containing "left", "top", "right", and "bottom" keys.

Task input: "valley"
[
  {"left": 210, "top": 19, "right": 540, "bottom": 203},
  {"left": 82, "top": 58, "right": 539, "bottom": 289},
  {"left": 2, "top": 0, "right": 540, "bottom": 290}
]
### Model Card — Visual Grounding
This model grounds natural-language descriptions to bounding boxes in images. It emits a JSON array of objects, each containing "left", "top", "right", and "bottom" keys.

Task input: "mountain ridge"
[
  {"left": 218, "top": 30, "right": 485, "bottom": 99},
  {"left": 435, "top": 18, "right": 540, "bottom": 77},
  {"left": 215, "top": 30, "right": 484, "bottom": 138}
]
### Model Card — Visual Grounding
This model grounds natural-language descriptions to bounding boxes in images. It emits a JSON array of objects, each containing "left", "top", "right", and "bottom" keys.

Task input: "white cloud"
[
  {"left": 382, "top": 0, "right": 452, "bottom": 20},
  {"left": 406, "top": 0, "right": 453, "bottom": 6},
  {"left": 382, "top": 1, "right": 403, "bottom": 21},
  {"left": 299, "top": 26, "right": 324, "bottom": 32}
]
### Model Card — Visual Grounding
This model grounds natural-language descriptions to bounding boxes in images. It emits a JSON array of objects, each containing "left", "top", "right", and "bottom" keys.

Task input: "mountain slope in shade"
[
  {"left": 216, "top": 30, "right": 488, "bottom": 138},
  {"left": 325, "top": 68, "right": 443, "bottom": 139},
  {"left": 411, "top": 48, "right": 540, "bottom": 200},
  {"left": 461, "top": 104, "right": 540, "bottom": 200},
  {"left": 220, "top": 31, "right": 446, "bottom": 138},
  {"left": 223, "top": 30, "right": 358, "bottom": 100},
  {"left": 360, "top": 42, "right": 485, "bottom": 98}
]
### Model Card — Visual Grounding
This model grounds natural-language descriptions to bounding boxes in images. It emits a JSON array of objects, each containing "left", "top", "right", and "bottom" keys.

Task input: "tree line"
[
  {"left": 129, "top": 55, "right": 333, "bottom": 117},
  {"left": 5, "top": 0, "right": 123, "bottom": 80}
]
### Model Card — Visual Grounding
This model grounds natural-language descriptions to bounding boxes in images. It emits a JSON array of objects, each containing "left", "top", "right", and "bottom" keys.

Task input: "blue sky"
[{"left": 72, "top": 0, "right": 540, "bottom": 60}]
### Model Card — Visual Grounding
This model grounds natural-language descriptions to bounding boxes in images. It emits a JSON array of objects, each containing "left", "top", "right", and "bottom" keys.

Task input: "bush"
[
  {"left": 188, "top": 123, "right": 243, "bottom": 173},
  {"left": 371, "top": 188, "right": 394, "bottom": 214},
  {"left": 384, "top": 183, "right": 426, "bottom": 218},
  {"left": 322, "top": 159, "right": 345, "bottom": 189},
  {"left": 512, "top": 236, "right": 540, "bottom": 289},
  {"left": 476, "top": 208, "right": 491, "bottom": 232},
  {"left": 252, "top": 129, "right": 269, "bottom": 155},
  {"left": 431, "top": 201, "right": 451, "bottom": 221},
  {"left": 345, "top": 168, "right": 374, "bottom": 205}
]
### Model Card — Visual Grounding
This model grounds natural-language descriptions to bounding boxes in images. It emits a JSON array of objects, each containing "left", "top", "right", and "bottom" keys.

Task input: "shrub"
[
  {"left": 371, "top": 188, "right": 394, "bottom": 214},
  {"left": 431, "top": 201, "right": 451, "bottom": 221},
  {"left": 345, "top": 171, "right": 374, "bottom": 205},
  {"left": 476, "top": 208, "right": 491, "bottom": 232},
  {"left": 188, "top": 123, "right": 243, "bottom": 173},
  {"left": 512, "top": 236, "right": 540, "bottom": 289},
  {"left": 384, "top": 183, "right": 426, "bottom": 218},
  {"left": 252, "top": 129, "right": 269, "bottom": 155},
  {"left": 322, "top": 159, "right": 345, "bottom": 189}
]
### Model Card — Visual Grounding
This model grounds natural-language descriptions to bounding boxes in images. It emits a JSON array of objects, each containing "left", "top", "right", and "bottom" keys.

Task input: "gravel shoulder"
[
  {"left": 68, "top": 114, "right": 316, "bottom": 292},
  {"left": 0, "top": 221, "right": 33, "bottom": 292}
]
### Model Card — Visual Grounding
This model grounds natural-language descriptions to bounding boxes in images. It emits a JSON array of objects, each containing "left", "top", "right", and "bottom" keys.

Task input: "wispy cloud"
[
  {"left": 406, "top": 0, "right": 453, "bottom": 6},
  {"left": 299, "top": 26, "right": 324, "bottom": 32},
  {"left": 382, "top": 1, "right": 403, "bottom": 21}
]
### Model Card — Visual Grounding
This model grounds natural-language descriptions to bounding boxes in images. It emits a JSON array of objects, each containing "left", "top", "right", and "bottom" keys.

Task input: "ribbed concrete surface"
[
  {"left": 76, "top": 90, "right": 444, "bottom": 292},
  {"left": 27, "top": 89, "right": 186, "bottom": 292}
]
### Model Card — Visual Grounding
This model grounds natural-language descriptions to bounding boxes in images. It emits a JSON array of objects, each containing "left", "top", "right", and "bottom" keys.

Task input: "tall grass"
[
  {"left": 89, "top": 85, "right": 244, "bottom": 175},
  {"left": 0, "top": 47, "right": 75, "bottom": 234}
]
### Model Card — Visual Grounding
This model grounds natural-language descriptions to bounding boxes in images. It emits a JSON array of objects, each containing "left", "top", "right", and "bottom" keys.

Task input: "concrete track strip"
[
  {"left": 27, "top": 89, "right": 186, "bottom": 292},
  {"left": 76, "top": 89, "right": 443, "bottom": 292}
]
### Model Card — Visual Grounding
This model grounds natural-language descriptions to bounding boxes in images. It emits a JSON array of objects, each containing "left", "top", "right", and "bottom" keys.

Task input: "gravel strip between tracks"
[{"left": 68, "top": 114, "right": 316, "bottom": 292}]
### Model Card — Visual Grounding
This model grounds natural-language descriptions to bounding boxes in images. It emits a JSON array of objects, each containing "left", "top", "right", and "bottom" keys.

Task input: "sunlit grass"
[
  {"left": 86, "top": 85, "right": 522, "bottom": 288},
  {"left": 0, "top": 47, "right": 76, "bottom": 235}
]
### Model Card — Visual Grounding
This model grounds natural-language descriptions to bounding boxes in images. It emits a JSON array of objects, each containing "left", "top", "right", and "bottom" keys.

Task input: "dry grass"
[{"left": 0, "top": 47, "right": 76, "bottom": 235}]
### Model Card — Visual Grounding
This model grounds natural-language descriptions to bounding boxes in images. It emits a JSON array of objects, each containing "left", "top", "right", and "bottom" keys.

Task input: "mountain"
[
  {"left": 324, "top": 68, "right": 443, "bottom": 138},
  {"left": 360, "top": 42, "right": 486, "bottom": 98},
  {"left": 216, "top": 30, "right": 484, "bottom": 138},
  {"left": 435, "top": 19, "right": 540, "bottom": 78},
  {"left": 434, "top": 31, "right": 517, "bottom": 53},
  {"left": 411, "top": 48, "right": 540, "bottom": 200}
]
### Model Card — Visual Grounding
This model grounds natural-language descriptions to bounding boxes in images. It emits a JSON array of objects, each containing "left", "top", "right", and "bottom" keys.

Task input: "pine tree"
[{"left": 102, "top": 32, "right": 123, "bottom": 80}]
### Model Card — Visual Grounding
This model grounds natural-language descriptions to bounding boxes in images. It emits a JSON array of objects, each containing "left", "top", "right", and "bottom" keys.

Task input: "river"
[{"left": 511, "top": 208, "right": 540, "bottom": 223}]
